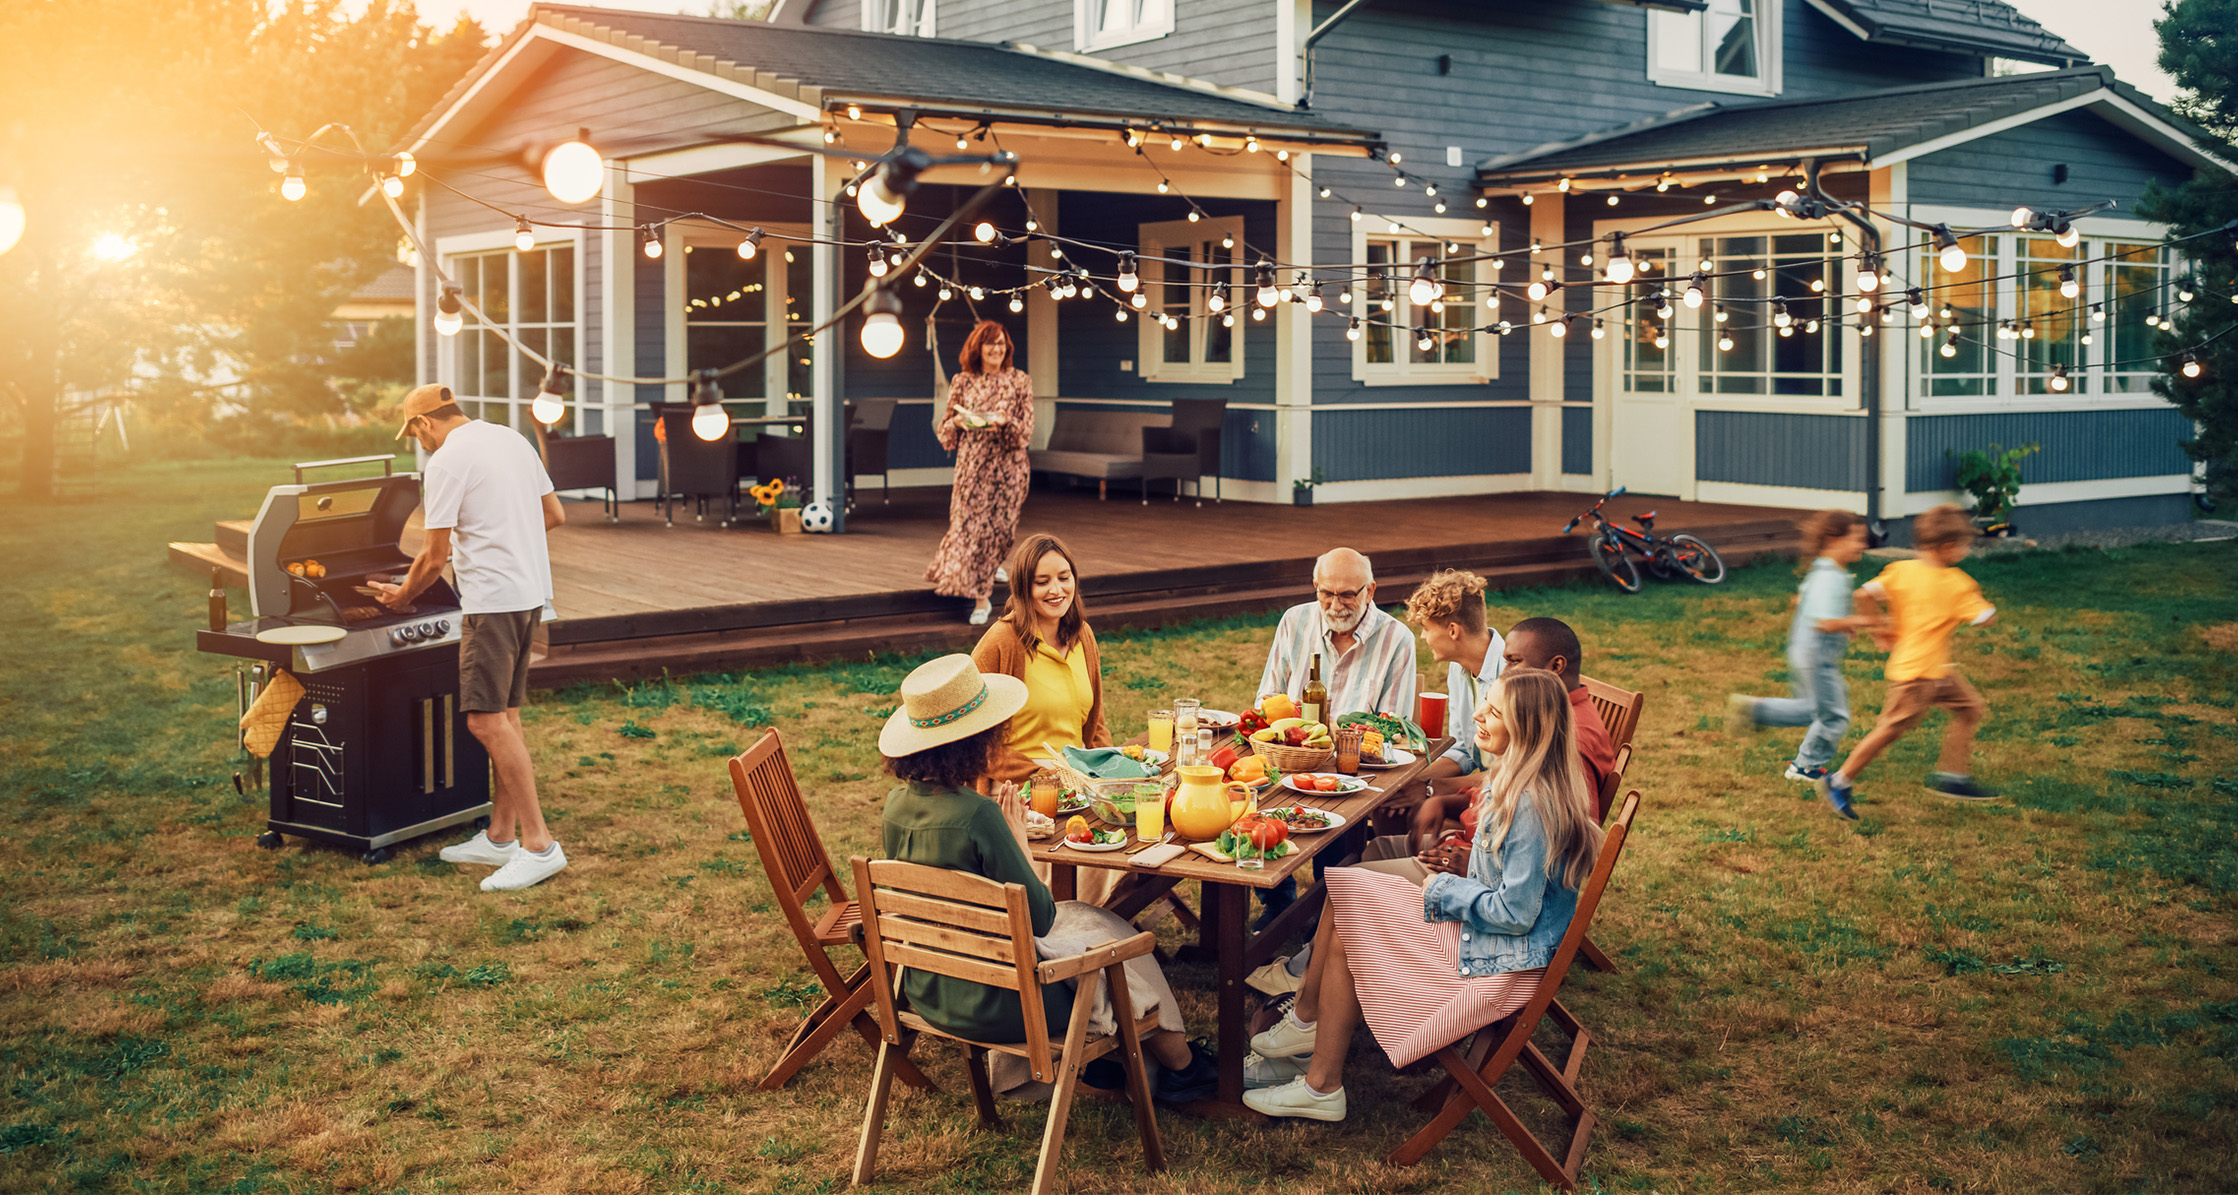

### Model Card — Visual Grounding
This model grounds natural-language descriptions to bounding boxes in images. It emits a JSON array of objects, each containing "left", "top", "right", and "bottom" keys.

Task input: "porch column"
[
  {"left": 601, "top": 161, "right": 638, "bottom": 497},
  {"left": 812, "top": 152, "right": 844, "bottom": 531},
  {"left": 1873, "top": 165, "right": 1911, "bottom": 528},
  {"left": 1275, "top": 154, "right": 1314, "bottom": 496},
  {"left": 1529, "top": 200, "right": 1565, "bottom": 489}
]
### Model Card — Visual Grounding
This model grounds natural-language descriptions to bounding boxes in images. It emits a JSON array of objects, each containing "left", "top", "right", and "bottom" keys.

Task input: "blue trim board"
[
  {"left": 1905, "top": 408, "right": 2194, "bottom": 492},
  {"left": 1696, "top": 411, "right": 1868, "bottom": 491}
]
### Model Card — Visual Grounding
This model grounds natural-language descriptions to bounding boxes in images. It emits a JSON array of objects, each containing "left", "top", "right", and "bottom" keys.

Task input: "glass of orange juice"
[
  {"left": 1147, "top": 709, "right": 1175, "bottom": 755},
  {"left": 1137, "top": 780, "right": 1166, "bottom": 841},
  {"left": 1030, "top": 771, "right": 1060, "bottom": 821}
]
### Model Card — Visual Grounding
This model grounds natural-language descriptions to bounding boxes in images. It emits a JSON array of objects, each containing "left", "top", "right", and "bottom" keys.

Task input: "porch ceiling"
[{"left": 1472, "top": 65, "right": 2229, "bottom": 192}]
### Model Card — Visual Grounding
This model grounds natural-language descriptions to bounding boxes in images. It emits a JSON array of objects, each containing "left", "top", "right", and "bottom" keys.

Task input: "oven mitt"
[
  {"left": 1061, "top": 746, "right": 1154, "bottom": 780},
  {"left": 238, "top": 669, "right": 305, "bottom": 759}
]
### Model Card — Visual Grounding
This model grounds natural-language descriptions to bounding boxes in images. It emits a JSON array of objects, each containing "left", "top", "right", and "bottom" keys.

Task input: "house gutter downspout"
[
  {"left": 1300, "top": 0, "right": 1373, "bottom": 108},
  {"left": 1807, "top": 157, "right": 1886, "bottom": 540}
]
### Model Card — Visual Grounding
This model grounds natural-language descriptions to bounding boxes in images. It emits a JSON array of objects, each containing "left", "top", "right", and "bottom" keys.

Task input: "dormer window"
[
  {"left": 863, "top": 0, "right": 935, "bottom": 37},
  {"left": 1648, "top": 0, "right": 1781, "bottom": 97},
  {"left": 1077, "top": 0, "right": 1174, "bottom": 52}
]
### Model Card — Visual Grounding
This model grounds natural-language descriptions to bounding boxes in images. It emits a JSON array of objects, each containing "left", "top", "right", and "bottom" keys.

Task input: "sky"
[{"left": 414, "top": 0, "right": 2182, "bottom": 102}]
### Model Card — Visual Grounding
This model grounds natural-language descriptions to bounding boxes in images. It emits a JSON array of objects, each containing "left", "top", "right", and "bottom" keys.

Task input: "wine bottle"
[
  {"left": 1303, "top": 652, "right": 1328, "bottom": 727},
  {"left": 208, "top": 568, "right": 227, "bottom": 632}
]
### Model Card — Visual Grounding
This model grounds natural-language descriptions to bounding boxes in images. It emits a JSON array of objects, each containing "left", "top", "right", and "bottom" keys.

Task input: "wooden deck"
[{"left": 171, "top": 487, "right": 1806, "bottom": 686}]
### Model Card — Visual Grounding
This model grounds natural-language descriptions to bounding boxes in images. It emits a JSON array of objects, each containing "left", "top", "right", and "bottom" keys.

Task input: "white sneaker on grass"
[
  {"left": 481, "top": 842, "right": 567, "bottom": 891},
  {"left": 1244, "top": 1051, "right": 1308, "bottom": 1090},
  {"left": 1241, "top": 1076, "right": 1346, "bottom": 1121},
  {"left": 1249, "top": 1011, "right": 1319, "bottom": 1059},
  {"left": 439, "top": 830, "right": 519, "bottom": 867}
]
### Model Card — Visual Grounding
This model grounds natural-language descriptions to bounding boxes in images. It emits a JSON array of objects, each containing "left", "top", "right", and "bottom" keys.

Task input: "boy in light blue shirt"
[{"left": 1727, "top": 511, "right": 1879, "bottom": 815}]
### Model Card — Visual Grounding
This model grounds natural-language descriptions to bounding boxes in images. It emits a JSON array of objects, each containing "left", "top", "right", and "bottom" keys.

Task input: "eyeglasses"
[{"left": 1315, "top": 585, "right": 1368, "bottom": 603}]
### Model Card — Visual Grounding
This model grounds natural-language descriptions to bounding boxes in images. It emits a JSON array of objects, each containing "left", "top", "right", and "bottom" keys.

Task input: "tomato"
[{"left": 1248, "top": 818, "right": 1289, "bottom": 851}]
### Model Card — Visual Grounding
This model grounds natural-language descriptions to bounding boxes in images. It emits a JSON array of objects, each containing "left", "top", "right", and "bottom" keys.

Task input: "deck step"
[{"left": 169, "top": 541, "right": 247, "bottom": 588}]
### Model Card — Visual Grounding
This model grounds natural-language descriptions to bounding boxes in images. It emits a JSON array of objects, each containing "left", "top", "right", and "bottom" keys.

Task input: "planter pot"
[
  {"left": 774, "top": 508, "right": 803, "bottom": 535},
  {"left": 1293, "top": 488, "right": 1314, "bottom": 507}
]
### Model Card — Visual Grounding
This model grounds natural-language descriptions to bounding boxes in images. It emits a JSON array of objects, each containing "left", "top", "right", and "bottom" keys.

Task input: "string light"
[
  {"left": 532, "top": 366, "right": 569, "bottom": 425},
  {"left": 1206, "top": 282, "right": 1227, "bottom": 313},
  {"left": 1932, "top": 226, "right": 1967, "bottom": 273},
  {"left": 1772, "top": 300, "right": 1792, "bottom": 329},
  {"left": 1408, "top": 258, "right": 1441, "bottom": 306},
  {"left": 1131, "top": 291, "right": 1147, "bottom": 309},
  {"left": 973, "top": 220, "right": 997, "bottom": 244},
  {"left": 1346, "top": 318, "right": 1362, "bottom": 342},
  {"left": 1683, "top": 272, "right": 1706, "bottom": 308},
  {"left": 866, "top": 243, "right": 888, "bottom": 278},
  {"left": 690, "top": 372, "right": 730, "bottom": 441},
  {"left": 542, "top": 139, "right": 603, "bottom": 204},
  {"left": 1526, "top": 277, "right": 1560, "bottom": 302},
  {"left": 433, "top": 285, "right": 463, "bottom": 337},
  {"left": 2091, "top": 303, "right": 2105, "bottom": 323},
  {"left": 1551, "top": 314, "right": 1572, "bottom": 339},
  {"left": 858, "top": 145, "right": 931, "bottom": 227},
  {"left": 2049, "top": 363, "right": 2070, "bottom": 391},
  {"left": 1941, "top": 330, "right": 1960, "bottom": 358},
  {"left": 1590, "top": 319, "right": 1606, "bottom": 340},
  {"left": 1415, "top": 326, "right": 1434, "bottom": 351},
  {"left": 860, "top": 287, "right": 905, "bottom": 359},
  {"left": 0, "top": 186, "right": 21, "bottom": 256},
  {"left": 1855, "top": 252, "right": 1881, "bottom": 294},
  {"left": 1604, "top": 233, "right": 1635, "bottom": 285},
  {"left": 736, "top": 228, "right": 763, "bottom": 260},
  {"left": 2182, "top": 353, "right": 2202, "bottom": 378},
  {"left": 912, "top": 271, "right": 927, "bottom": 287},
  {"left": 1714, "top": 304, "right": 1729, "bottom": 323},
  {"left": 280, "top": 165, "right": 306, "bottom": 202},
  {"left": 1009, "top": 294, "right": 1024, "bottom": 313},
  {"left": 2056, "top": 223, "right": 2080, "bottom": 248},
  {"left": 1653, "top": 327, "right": 1669, "bottom": 350},
  {"left": 1717, "top": 330, "right": 1735, "bottom": 352},
  {"left": 514, "top": 218, "right": 535, "bottom": 253},
  {"left": 392, "top": 151, "right": 415, "bottom": 178},
  {"left": 381, "top": 174, "right": 405, "bottom": 199},
  {"left": 1654, "top": 292, "right": 1674, "bottom": 321},
  {"left": 1907, "top": 288, "right": 1928, "bottom": 316},
  {"left": 2178, "top": 276, "right": 2196, "bottom": 303},
  {"left": 1116, "top": 252, "right": 1139, "bottom": 292},
  {"left": 1255, "top": 260, "right": 1280, "bottom": 307},
  {"left": 1305, "top": 280, "right": 1324, "bottom": 312},
  {"left": 1251, "top": 306, "right": 1265, "bottom": 321},
  {"left": 641, "top": 226, "right": 662, "bottom": 259},
  {"left": 2058, "top": 264, "right": 2078, "bottom": 299}
]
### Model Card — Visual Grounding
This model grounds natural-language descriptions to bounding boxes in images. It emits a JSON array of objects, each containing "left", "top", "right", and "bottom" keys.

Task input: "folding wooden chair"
[
  {"left": 728, "top": 731, "right": 933, "bottom": 1093},
  {"left": 851, "top": 858, "right": 1165, "bottom": 1195},
  {"left": 1389, "top": 791, "right": 1641, "bottom": 1189},
  {"left": 1576, "top": 676, "right": 1645, "bottom": 975}
]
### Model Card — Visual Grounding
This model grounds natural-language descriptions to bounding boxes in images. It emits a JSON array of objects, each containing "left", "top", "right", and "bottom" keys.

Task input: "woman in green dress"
[{"left": 877, "top": 654, "right": 1215, "bottom": 1100}]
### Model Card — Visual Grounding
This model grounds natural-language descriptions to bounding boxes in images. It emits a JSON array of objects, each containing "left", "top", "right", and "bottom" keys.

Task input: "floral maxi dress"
[{"left": 925, "top": 368, "right": 1035, "bottom": 601}]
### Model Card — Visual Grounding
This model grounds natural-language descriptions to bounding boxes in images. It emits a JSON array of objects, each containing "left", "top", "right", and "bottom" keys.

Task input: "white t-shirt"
[{"left": 422, "top": 421, "right": 556, "bottom": 615}]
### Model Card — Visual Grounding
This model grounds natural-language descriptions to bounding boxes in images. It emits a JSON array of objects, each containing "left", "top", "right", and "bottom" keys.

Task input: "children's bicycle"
[{"left": 1561, "top": 488, "right": 1727, "bottom": 593}]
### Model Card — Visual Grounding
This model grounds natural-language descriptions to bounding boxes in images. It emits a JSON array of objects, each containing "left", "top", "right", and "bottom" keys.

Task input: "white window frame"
[
  {"left": 862, "top": 0, "right": 936, "bottom": 37},
  {"left": 1137, "top": 215, "right": 1247, "bottom": 385},
  {"left": 435, "top": 227, "right": 586, "bottom": 433},
  {"left": 1076, "top": 0, "right": 1174, "bottom": 52},
  {"left": 1902, "top": 207, "right": 2178, "bottom": 411},
  {"left": 1648, "top": 0, "right": 1782, "bottom": 98},
  {"left": 669, "top": 222, "right": 812, "bottom": 419},
  {"left": 1349, "top": 214, "right": 1499, "bottom": 387}
]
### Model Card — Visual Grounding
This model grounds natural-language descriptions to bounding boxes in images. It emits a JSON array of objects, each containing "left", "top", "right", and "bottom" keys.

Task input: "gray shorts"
[{"left": 459, "top": 610, "right": 537, "bottom": 713}]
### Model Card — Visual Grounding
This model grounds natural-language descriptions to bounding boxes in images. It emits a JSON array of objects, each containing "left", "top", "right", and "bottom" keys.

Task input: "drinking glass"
[
  {"left": 1416, "top": 691, "right": 1448, "bottom": 736},
  {"left": 1030, "top": 771, "right": 1060, "bottom": 821},
  {"left": 1234, "top": 842, "right": 1264, "bottom": 870},
  {"left": 1334, "top": 726, "right": 1363, "bottom": 775},
  {"left": 1136, "top": 782, "right": 1165, "bottom": 842},
  {"left": 1147, "top": 709, "right": 1175, "bottom": 755},
  {"left": 1174, "top": 698, "right": 1201, "bottom": 742}
]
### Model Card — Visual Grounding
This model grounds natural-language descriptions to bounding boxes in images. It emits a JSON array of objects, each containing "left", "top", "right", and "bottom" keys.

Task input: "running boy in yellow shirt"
[{"left": 1819, "top": 505, "right": 1998, "bottom": 816}]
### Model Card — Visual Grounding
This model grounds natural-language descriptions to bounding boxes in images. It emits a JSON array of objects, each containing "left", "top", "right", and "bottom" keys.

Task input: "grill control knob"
[
  {"left": 434, "top": 619, "right": 451, "bottom": 635},
  {"left": 389, "top": 628, "right": 410, "bottom": 646}
]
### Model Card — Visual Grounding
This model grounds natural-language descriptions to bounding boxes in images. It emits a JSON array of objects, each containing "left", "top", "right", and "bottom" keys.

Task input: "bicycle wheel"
[
  {"left": 1589, "top": 534, "right": 1643, "bottom": 593},
  {"left": 1669, "top": 533, "right": 1727, "bottom": 584}
]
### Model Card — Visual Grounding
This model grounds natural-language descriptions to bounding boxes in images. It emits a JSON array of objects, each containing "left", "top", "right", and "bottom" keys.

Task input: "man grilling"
[{"left": 374, "top": 384, "right": 571, "bottom": 891}]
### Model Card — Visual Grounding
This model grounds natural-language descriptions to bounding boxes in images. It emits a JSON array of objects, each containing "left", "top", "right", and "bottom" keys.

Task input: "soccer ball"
[{"left": 800, "top": 500, "right": 835, "bottom": 533}]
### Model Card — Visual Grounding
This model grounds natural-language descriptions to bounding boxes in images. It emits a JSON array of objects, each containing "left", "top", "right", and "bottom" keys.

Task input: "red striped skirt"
[{"left": 1325, "top": 867, "right": 1544, "bottom": 1069}]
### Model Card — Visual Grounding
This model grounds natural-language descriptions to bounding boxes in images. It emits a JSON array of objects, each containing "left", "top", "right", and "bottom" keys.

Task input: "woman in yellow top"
[{"left": 971, "top": 532, "right": 1110, "bottom": 785}]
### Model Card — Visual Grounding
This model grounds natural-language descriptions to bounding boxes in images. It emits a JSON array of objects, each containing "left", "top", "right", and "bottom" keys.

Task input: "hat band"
[{"left": 910, "top": 683, "right": 990, "bottom": 729}]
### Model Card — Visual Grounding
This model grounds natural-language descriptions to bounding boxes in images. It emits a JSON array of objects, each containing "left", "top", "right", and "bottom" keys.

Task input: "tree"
[
  {"left": 2141, "top": 0, "right": 2238, "bottom": 507},
  {"left": 0, "top": 0, "right": 486, "bottom": 498}
]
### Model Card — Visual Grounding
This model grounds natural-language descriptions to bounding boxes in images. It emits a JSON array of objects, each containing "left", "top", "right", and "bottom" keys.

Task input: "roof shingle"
[{"left": 1807, "top": 0, "right": 2084, "bottom": 66}]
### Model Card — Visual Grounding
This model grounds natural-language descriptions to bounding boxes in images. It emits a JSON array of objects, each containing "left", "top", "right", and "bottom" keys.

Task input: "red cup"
[{"left": 1416, "top": 691, "right": 1448, "bottom": 734}]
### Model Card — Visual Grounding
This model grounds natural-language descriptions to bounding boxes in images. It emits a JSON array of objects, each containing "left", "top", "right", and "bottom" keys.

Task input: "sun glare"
[{"left": 90, "top": 233, "right": 138, "bottom": 262}]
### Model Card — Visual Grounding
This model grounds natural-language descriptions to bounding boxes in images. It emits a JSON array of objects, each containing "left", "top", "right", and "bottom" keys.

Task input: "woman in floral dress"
[{"left": 926, "top": 320, "right": 1035, "bottom": 624}]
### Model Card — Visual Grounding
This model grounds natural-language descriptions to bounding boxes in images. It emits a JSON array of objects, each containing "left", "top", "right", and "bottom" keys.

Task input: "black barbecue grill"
[{"left": 199, "top": 456, "right": 491, "bottom": 863}]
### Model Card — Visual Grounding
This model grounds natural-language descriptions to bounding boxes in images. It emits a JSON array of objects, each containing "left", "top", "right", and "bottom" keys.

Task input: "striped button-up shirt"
[
  {"left": 1257, "top": 601, "right": 1419, "bottom": 721},
  {"left": 1437, "top": 634, "right": 1507, "bottom": 774}
]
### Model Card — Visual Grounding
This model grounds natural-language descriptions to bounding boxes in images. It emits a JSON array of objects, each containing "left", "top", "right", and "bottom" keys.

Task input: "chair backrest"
[
  {"left": 851, "top": 856, "right": 1060, "bottom": 1081},
  {"left": 540, "top": 433, "right": 617, "bottom": 491},
  {"left": 849, "top": 398, "right": 899, "bottom": 432},
  {"left": 1479, "top": 791, "right": 1639, "bottom": 1067},
  {"left": 1579, "top": 675, "right": 1645, "bottom": 753},
  {"left": 729, "top": 730, "right": 850, "bottom": 952},
  {"left": 659, "top": 410, "right": 740, "bottom": 492},
  {"left": 1047, "top": 409, "right": 1168, "bottom": 454},
  {"left": 1595, "top": 742, "right": 1632, "bottom": 823}
]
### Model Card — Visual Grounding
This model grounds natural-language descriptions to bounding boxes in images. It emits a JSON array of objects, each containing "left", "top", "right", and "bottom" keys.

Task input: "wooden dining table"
[{"left": 1032, "top": 730, "right": 1453, "bottom": 1117}]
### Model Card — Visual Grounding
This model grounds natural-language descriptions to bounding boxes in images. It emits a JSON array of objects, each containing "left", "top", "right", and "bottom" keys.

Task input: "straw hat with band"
[
  {"left": 392, "top": 383, "right": 458, "bottom": 439},
  {"left": 879, "top": 654, "right": 1028, "bottom": 758}
]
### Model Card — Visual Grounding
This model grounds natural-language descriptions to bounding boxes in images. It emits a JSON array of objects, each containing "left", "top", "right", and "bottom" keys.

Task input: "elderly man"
[{"left": 1257, "top": 548, "right": 1419, "bottom": 722}]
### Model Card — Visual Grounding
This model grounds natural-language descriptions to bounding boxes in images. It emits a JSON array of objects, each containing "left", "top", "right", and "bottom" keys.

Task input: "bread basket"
[{"left": 1248, "top": 737, "right": 1334, "bottom": 773}]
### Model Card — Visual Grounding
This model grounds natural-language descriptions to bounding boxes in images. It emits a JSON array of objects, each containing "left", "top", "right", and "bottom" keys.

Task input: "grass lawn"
[{"left": 2, "top": 453, "right": 2234, "bottom": 1194}]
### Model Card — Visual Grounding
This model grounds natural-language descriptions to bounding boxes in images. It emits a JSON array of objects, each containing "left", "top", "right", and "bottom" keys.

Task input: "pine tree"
[{"left": 2139, "top": 0, "right": 2238, "bottom": 507}]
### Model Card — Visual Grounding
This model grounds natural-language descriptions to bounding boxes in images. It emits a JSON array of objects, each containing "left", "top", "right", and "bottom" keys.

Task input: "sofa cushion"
[
  {"left": 1046, "top": 409, "right": 1168, "bottom": 455},
  {"left": 1028, "top": 449, "right": 1145, "bottom": 479}
]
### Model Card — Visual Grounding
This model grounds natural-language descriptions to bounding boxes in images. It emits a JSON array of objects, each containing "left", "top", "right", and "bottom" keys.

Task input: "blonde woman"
[{"left": 1243, "top": 669, "right": 1603, "bottom": 1121}]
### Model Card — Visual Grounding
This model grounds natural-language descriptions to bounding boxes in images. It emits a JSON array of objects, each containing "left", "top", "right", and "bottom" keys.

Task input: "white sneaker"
[
  {"left": 439, "top": 830, "right": 519, "bottom": 867},
  {"left": 1246, "top": 956, "right": 1304, "bottom": 997},
  {"left": 481, "top": 842, "right": 567, "bottom": 891},
  {"left": 1249, "top": 1011, "right": 1319, "bottom": 1060},
  {"left": 1244, "top": 1051, "right": 1308, "bottom": 1090},
  {"left": 994, "top": 565, "right": 1009, "bottom": 583},
  {"left": 1241, "top": 1076, "right": 1346, "bottom": 1121},
  {"left": 968, "top": 602, "right": 992, "bottom": 626}
]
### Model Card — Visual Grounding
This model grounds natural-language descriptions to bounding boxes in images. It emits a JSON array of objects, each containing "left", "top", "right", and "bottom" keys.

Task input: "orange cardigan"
[{"left": 971, "top": 617, "right": 1112, "bottom": 784}]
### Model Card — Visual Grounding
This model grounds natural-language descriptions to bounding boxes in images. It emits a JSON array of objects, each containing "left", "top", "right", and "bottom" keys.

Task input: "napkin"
[{"left": 1062, "top": 746, "right": 1155, "bottom": 780}]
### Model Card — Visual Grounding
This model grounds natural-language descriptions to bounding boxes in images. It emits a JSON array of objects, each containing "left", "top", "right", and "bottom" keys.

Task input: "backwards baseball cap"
[{"left": 392, "top": 384, "right": 457, "bottom": 439}]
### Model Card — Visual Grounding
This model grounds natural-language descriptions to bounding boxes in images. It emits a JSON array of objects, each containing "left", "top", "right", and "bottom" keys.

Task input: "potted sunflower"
[{"left": 751, "top": 477, "right": 805, "bottom": 534}]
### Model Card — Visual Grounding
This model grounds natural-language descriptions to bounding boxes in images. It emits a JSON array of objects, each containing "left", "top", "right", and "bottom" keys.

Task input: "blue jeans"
[{"left": 1751, "top": 636, "right": 1851, "bottom": 769}]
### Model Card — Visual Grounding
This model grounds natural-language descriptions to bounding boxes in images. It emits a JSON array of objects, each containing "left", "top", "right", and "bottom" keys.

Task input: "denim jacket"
[{"left": 1421, "top": 789, "right": 1579, "bottom": 978}]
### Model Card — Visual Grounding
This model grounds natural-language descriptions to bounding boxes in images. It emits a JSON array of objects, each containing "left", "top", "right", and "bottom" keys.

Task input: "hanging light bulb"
[
  {"left": 1604, "top": 234, "right": 1635, "bottom": 285},
  {"left": 1339, "top": 285, "right": 1355, "bottom": 305},
  {"left": 1305, "top": 282, "right": 1324, "bottom": 313},
  {"left": 641, "top": 226, "right": 662, "bottom": 259},
  {"left": 280, "top": 166, "right": 306, "bottom": 202},
  {"left": 1206, "top": 282, "right": 1226, "bottom": 313},
  {"left": 972, "top": 220, "right": 997, "bottom": 244},
  {"left": 1244, "top": 134, "right": 1260, "bottom": 154},
  {"left": 1717, "top": 331, "right": 1735, "bottom": 352},
  {"left": 1025, "top": 217, "right": 1039, "bottom": 232},
  {"left": 0, "top": 186, "right": 21, "bottom": 256},
  {"left": 542, "top": 139, "right": 604, "bottom": 204},
  {"left": 1116, "top": 307, "right": 1130, "bottom": 323},
  {"left": 1940, "top": 331, "right": 1959, "bottom": 358},
  {"left": 1654, "top": 293, "right": 1674, "bottom": 321},
  {"left": 1933, "top": 226, "right": 1966, "bottom": 273},
  {"left": 2146, "top": 308, "right": 2161, "bottom": 328},
  {"left": 1907, "top": 287, "right": 1928, "bottom": 316},
  {"left": 1187, "top": 210, "right": 1202, "bottom": 224},
  {"left": 1809, "top": 277, "right": 1826, "bottom": 293},
  {"left": 1773, "top": 189, "right": 1799, "bottom": 216},
  {"left": 1683, "top": 272, "right": 1705, "bottom": 309},
  {"left": 1806, "top": 319, "right": 1821, "bottom": 334},
  {"left": 1551, "top": 314, "right": 1571, "bottom": 339},
  {"left": 1131, "top": 291, "right": 1147, "bottom": 309},
  {"left": 1556, "top": 178, "right": 1571, "bottom": 192},
  {"left": 2022, "top": 321, "right": 2036, "bottom": 340},
  {"left": 1860, "top": 319, "right": 1875, "bottom": 338},
  {"left": 969, "top": 285, "right": 986, "bottom": 301},
  {"left": 858, "top": 146, "right": 929, "bottom": 227},
  {"left": 938, "top": 282, "right": 954, "bottom": 301},
  {"left": 1008, "top": 293, "right": 1024, "bottom": 314},
  {"left": 2182, "top": 354, "right": 2203, "bottom": 378},
  {"left": 1919, "top": 320, "right": 1937, "bottom": 339},
  {"left": 381, "top": 174, "right": 405, "bottom": 199},
  {"left": 1346, "top": 318, "right": 1363, "bottom": 343},
  {"left": 2010, "top": 206, "right": 2035, "bottom": 228},
  {"left": 433, "top": 286, "right": 464, "bottom": 337},
  {"left": 1320, "top": 186, "right": 1333, "bottom": 199},
  {"left": 736, "top": 228, "right": 764, "bottom": 261},
  {"left": 2055, "top": 222, "right": 2080, "bottom": 249},
  {"left": 1251, "top": 306, "right": 1265, "bottom": 321},
  {"left": 514, "top": 218, "right": 536, "bottom": 253},
  {"left": 393, "top": 151, "right": 416, "bottom": 179},
  {"left": 1483, "top": 291, "right": 1499, "bottom": 313},
  {"left": 1255, "top": 260, "right": 1280, "bottom": 308},
  {"left": 2091, "top": 302, "right": 2105, "bottom": 323},
  {"left": 690, "top": 373, "right": 731, "bottom": 441},
  {"left": 1714, "top": 303, "right": 1729, "bottom": 324},
  {"left": 532, "top": 366, "right": 569, "bottom": 425},
  {"left": 859, "top": 287, "right": 906, "bottom": 359},
  {"left": 2179, "top": 276, "right": 2196, "bottom": 303},
  {"left": 1772, "top": 300, "right": 1792, "bottom": 329},
  {"left": 866, "top": 243, "right": 888, "bottom": 278},
  {"left": 1522, "top": 193, "right": 1535, "bottom": 206},
  {"left": 1414, "top": 326, "right": 1434, "bottom": 352},
  {"left": 1591, "top": 319, "right": 1606, "bottom": 340},
  {"left": 1116, "top": 252, "right": 1139, "bottom": 293},
  {"left": 1653, "top": 328, "right": 1669, "bottom": 350},
  {"left": 2056, "top": 264, "right": 2078, "bottom": 299},
  {"left": 1408, "top": 259, "right": 1441, "bottom": 307},
  {"left": 1527, "top": 277, "right": 1560, "bottom": 303},
  {"left": 1855, "top": 253, "right": 1881, "bottom": 293},
  {"left": 2049, "top": 363, "right": 2070, "bottom": 391}
]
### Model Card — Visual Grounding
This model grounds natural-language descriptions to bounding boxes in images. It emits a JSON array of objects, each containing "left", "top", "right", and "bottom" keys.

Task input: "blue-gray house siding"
[
  {"left": 1698, "top": 411, "right": 1870, "bottom": 492},
  {"left": 1905, "top": 408, "right": 2195, "bottom": 492},
  {"left": 1907, "top": 107, "right": 2194, "bottom": 213}
]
